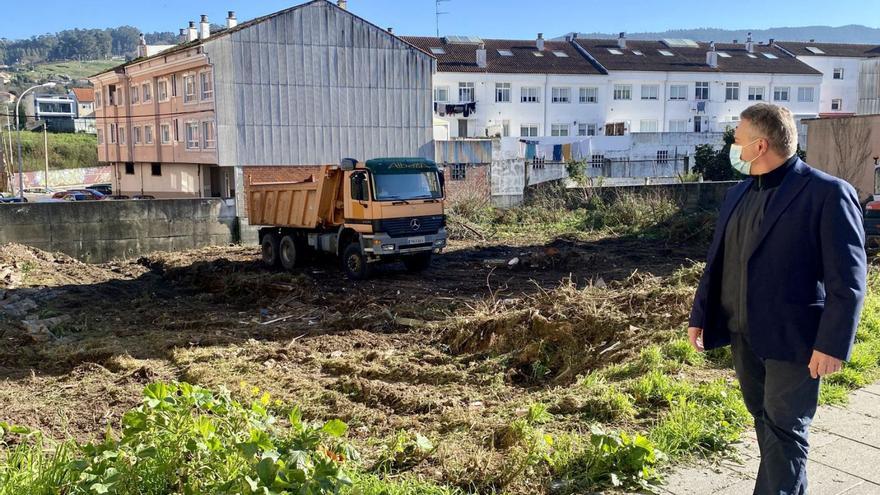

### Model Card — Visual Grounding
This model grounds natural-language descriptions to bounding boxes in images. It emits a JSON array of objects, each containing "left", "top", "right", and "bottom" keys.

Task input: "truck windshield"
[{"left": 373, "top": 171, "right": 442, "bottom": 201}]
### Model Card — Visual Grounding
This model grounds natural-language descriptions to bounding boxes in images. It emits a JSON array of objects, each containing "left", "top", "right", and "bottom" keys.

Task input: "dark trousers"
[{"left": 730, "top": 332, "right": 820, "bottom": 495}]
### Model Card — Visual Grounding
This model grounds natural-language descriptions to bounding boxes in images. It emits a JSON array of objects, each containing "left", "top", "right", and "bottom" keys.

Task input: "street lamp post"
[{"left": 15, "top": 82, "right": 56, "bottom": 199}]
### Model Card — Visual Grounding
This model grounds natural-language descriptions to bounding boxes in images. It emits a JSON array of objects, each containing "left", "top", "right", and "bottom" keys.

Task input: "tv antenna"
[{"left": 435, "top": 0, "right": 450, "bottom": 37}]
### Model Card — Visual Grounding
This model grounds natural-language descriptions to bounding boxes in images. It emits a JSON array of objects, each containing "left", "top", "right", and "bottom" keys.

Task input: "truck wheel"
[
  {"left": 342, "top": 243, "right": 372, "bottom": 280},
  {"left": 261, "top": 233, "right": 280, "bottom": 267},
  {"left": 403, "top": 252, "right": 433, "bottom": 272},
  {"left": 279, "top": 235, "right": 298, "bottom": 271}
]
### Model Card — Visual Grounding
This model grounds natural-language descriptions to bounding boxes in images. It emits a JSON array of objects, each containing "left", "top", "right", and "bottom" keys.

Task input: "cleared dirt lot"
[{"left": 0, "top": 232, "right": 712, "bottom": 492}]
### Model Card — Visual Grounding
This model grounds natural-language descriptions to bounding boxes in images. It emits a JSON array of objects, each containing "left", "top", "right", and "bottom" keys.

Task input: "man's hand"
[
  {"left": 688, "top": 326, "right": 704, "bottom": 353},
  {"left": 808, "top": 350, "right": 842, "bottom": 379}
]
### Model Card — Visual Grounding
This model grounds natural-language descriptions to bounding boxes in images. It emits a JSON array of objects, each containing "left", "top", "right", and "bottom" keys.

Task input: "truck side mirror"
[{"left": 340, "top": 158, "right": 358, "bottom": 170}]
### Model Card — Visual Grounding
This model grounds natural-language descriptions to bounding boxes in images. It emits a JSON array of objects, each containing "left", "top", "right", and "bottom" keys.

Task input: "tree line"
[{"left": 0, "top": 26, "right": 185, "bottom": 65}]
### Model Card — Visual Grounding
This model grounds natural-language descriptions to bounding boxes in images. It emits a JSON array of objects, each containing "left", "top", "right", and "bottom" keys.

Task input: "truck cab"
[{"left": 339, "top": 158, "right": 447, "bottom": 278}]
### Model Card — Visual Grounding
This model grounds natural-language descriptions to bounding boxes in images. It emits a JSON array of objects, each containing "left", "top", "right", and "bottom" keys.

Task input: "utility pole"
[
  {"left": 43, "top": 121, "right": 49, "bottom": 190},
  {"left": 435, "top": 0, "right": 450, "bottom": 37}
]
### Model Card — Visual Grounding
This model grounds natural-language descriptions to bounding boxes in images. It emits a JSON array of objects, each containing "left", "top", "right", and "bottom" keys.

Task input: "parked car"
[
  {"left": 56, "top": 192, "right": 92, "bottom": 201},
  {"left": 0, "top": 196, "right": 27, "bottom": 203},
  {"left": 132, "top": 195, "right": 156, "bottom": 200},
  {"left": 52, "top": 189, "right": 106, "bottom": 200},
  {"left": 109, "top": 195, "right": 131, "bottom": 200},
  {"left": 88, "top": 183, "right": 112, "bottom": 195}
]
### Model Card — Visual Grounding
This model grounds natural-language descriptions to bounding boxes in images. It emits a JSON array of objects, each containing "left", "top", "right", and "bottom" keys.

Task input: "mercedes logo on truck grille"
[{"left": 410, "top": 219, "right": 421, "bottom": 231}]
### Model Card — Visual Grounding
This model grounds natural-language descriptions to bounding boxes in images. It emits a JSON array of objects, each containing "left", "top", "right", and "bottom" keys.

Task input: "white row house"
[
  {"left": 403, "top": 33, "right": 827, "bottom": 146},
  {"left": 774, "top": 41, "right": 880, "bottom": 116}
]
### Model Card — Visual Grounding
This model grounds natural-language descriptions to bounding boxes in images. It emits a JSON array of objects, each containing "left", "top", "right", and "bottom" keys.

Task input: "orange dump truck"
[{"left": 247, "top": 158, "right": 447, "bottom": 279}]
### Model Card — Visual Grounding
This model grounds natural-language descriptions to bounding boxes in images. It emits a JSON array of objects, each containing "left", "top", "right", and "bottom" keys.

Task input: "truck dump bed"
[{"left": 247, "top": 166, "right": 344, "bottom": 229}]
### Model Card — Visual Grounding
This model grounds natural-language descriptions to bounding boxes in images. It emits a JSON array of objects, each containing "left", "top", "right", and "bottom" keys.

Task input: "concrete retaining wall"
[{"left": 0, "top": 199, "right": 236, "bottom": 262}]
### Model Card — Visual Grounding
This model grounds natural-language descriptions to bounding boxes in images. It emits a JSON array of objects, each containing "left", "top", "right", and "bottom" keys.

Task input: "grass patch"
[{"left": 0, "top": 129, "right": 97, "bottom": 172}]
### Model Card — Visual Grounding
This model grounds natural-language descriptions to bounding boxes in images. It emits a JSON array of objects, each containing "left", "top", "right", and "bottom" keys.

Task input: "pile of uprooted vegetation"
[{"left": 441, "top": 263, "right": 702, "bottom": 384}]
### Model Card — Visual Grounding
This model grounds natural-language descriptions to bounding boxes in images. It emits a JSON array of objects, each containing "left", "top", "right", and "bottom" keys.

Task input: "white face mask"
[{"left": 729, "top": 138, "right": 763, "bottom": 175}]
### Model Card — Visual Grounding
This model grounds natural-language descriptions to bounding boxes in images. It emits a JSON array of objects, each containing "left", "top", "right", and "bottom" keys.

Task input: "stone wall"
[{"left": 0, "top": 199, "right": 236, "bottom": 263}]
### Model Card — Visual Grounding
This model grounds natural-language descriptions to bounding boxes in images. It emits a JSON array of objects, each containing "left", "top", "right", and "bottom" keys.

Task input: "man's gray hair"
[{"left": 740, "top": 103, "right": 799, "bottom": 158}]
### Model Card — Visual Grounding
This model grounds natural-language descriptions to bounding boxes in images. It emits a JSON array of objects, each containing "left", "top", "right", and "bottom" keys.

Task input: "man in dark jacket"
[{"left": 688, "top": 103, "right": 867, "bottom": 495}]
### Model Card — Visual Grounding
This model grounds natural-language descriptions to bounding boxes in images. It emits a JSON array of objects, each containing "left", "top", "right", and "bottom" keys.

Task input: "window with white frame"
[
  {"left": 458, "top": 82, "right": 474, "bottom": 102},
  {"left": 521, "top": 86, "right": 540, "bottom": 103},
  {"left": 97, "top": 128, "right": 104, "bottom": 144},
  {"left": 520, "top": 124, "right": 539, "bottom": 137},
  {"left": 578, "top": 123, "right": 588, "bottom": 136},
  {"left": 551, "top": 87, "right": 570, "bottom": 103},
  {"left": 797, "top": 87, "right": 814, "bottom": 102},
  {"left": 186, "top": 122, "right": 199, "bottom": 149},
  {"left": 200, "top": 71, "right": 213, "bottom": 100},
  {"left": 725, "top": 82, "right": 740, "bottom": 101},
  {"left": 669, "top": 120, "right": 688, "bottom": 132},
  {"left": 669, "top": 84, "right": 687, "bottom": 100},
  {"left": 144, "top": 125, "right": 153, "bottom": 144},
  {"left": 118, "top": 126, "right": 126, "bottom": 144},
  {"left": 641, "top": 85, "right": 659, "bottom": 100},
  {"left": 656, "top": 150, "right": 669, "bottom": 165},
  {"left": 639, "top": 120, "right": 659, "bottom": 132},
  {"left": 130, "top": 85, "right": 139, "bottom": 104},
  {"left": 502, "top": 120, "right": 510, "bottom": 137},
  {"left": 586, "top": 123, "right": 597, "bottom": 136},
  {"left": 183, "top": 75, "right": 196, "bottom": 103},
  {"left": 133, "top": 126, "right": 141, "bottom": 145},
  {"left": 774, "top": 86, "right": 790, "bottom": 101},
  {"left": 202, "top": 120, "right": 216, "bottom": 148},
  {"left": 495, "top": 83, "right": 511, "bottom": 102},
  {"left": 695, "top": 81, "right": 709, "bottom": 100},
  {"left": 157, "top": 80, "right": 168, "bottom": 101},
  {"left": 613, "top": 84, "right": 632, "bottom": 100},
  {"left": 579, "top": 87, "right": 598, "bottom": 103},
  {"left": 831, "top": 98, "right": 843, "bottom": 111},
  {"left": 551, "top": 124, "right": 569, "bottom": 137},
  {"left": 748, "top": 86, "right": 765, "bottom": 101},
  {"left": 109, "top": 124, "right": 116, "bottom": 144},
  {"left": 142, "top": 82, "right": 152, "bottom": 102},
  {"left": 160, "top": 123, "right": 171, "bottom": 144},
  {"left": 434, "top": 86, "right": 449, "bottom": 102},
  {"left": 833, "top": 68, "right": 844, "bottom": 80}
]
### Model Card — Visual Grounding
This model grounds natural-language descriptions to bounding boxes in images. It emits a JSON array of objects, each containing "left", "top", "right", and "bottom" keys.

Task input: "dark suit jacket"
[{"left": 689, "top": 158, "right": 867, "bottom": 363}]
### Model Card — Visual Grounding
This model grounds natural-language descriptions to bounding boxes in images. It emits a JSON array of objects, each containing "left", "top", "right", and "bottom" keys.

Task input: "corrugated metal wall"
[
  {"left": 434, "top": 140, "right": 493, "bottom": 164},
  {"left": 859, "top": 58, "right": 880, "bottom": 116},
  {"left": 204, "top": 1, "right": 434, "bottom": 167}
]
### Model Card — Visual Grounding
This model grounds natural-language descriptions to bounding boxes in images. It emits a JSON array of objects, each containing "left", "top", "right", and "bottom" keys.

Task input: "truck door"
[{"left": 344, "top": 171, "right": 373, "bottom": 222}]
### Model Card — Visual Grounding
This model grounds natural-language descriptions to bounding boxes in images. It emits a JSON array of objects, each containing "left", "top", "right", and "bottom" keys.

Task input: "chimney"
[
  {"left": 199, "top": 15, "right": 210, "bottom": 40},
  {"left": 565, "top": 34, "right": 572, "bottom": 42},
  {"left": 226, "top": 11, "right": 238, "bottom": 29},
  {"left": 476, "top": 43, "right": 487, "bottom": 68},
  {"left": 337, "top": 0, "right": 348, "bottom": 10},
  {"left": 745, "top": 32, "right": 754, "bottom": 53},
  {"left": 809, "top": 38, "right": 815, "bottom": 43},
  {"left": 386, "top": 27, "right": 393, "bottom": 34},
  {"left": 571, "top": 33, "right": 578, "bottom": 40},
  {"left": 179, "top": 28, "right": 187, "bottom": 43},
  {"left": 733, "top": 39, "right": 738, "bottom": 44},
  {"left": 618, "top": 32, "right": 627, "bottom": 49},
  {"left": 769, "top": 38, "right": 775, "bottom": 45},
  {"left": 187, "top": 21, "right": 198, "bottom": 42},
  {"left": 137, "top": 33, "right": 147, "bottom": 58},
  {"left": 706, "top": 41, "right": 718, "bottom": 68},
  {"left": 536, "top": 33, "right": 545, "bottom": 51}
]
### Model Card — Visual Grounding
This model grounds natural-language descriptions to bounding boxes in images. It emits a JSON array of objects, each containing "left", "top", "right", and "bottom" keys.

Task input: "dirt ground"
[{"left": 0, "top": 233, "right": 709, "bottom": 492}]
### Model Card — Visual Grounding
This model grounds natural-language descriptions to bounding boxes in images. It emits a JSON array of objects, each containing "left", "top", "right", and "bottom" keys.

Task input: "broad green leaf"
[
  {"left": 322, "top": 419, "right": 348, "bottom": 438},
  {"left": 256, "top": 457, "right": 278, "bottom": 486}
]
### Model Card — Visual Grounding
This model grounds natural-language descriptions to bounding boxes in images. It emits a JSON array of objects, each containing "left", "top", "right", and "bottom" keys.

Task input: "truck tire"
[
  {"left": 261, "top": 233, "right": 280, "bottom": 267},
  {"left": 342, "top": 243, "right": 372, "bottom": 280},
  {"left": 279, "top": 235, "right": 298, "bottom": 271},
  {"left": 403, "top": 252, "right": 433, "bottom": 272}
]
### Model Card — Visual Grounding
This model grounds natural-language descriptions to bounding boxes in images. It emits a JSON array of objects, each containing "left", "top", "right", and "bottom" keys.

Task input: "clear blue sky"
[{"left": 3, "top": 0, "right": 879, "bottom": 40}]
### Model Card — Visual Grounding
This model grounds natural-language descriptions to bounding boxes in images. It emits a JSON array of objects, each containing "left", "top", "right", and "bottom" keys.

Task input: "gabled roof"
[
  {"left": 573, "top": 39, "right": 822, "bottom": 75},
  {"left": 92, "top": 0, "right": 432, "bottom": 79},
  {"left": 71, "top": 87, "right": 95, "bottom": 103},
  {"left": 773, "top": 41, "right": 880, "bottom": 58},
  {"left": 401, "top": 36, "right": 605, "bottom": 74}
]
